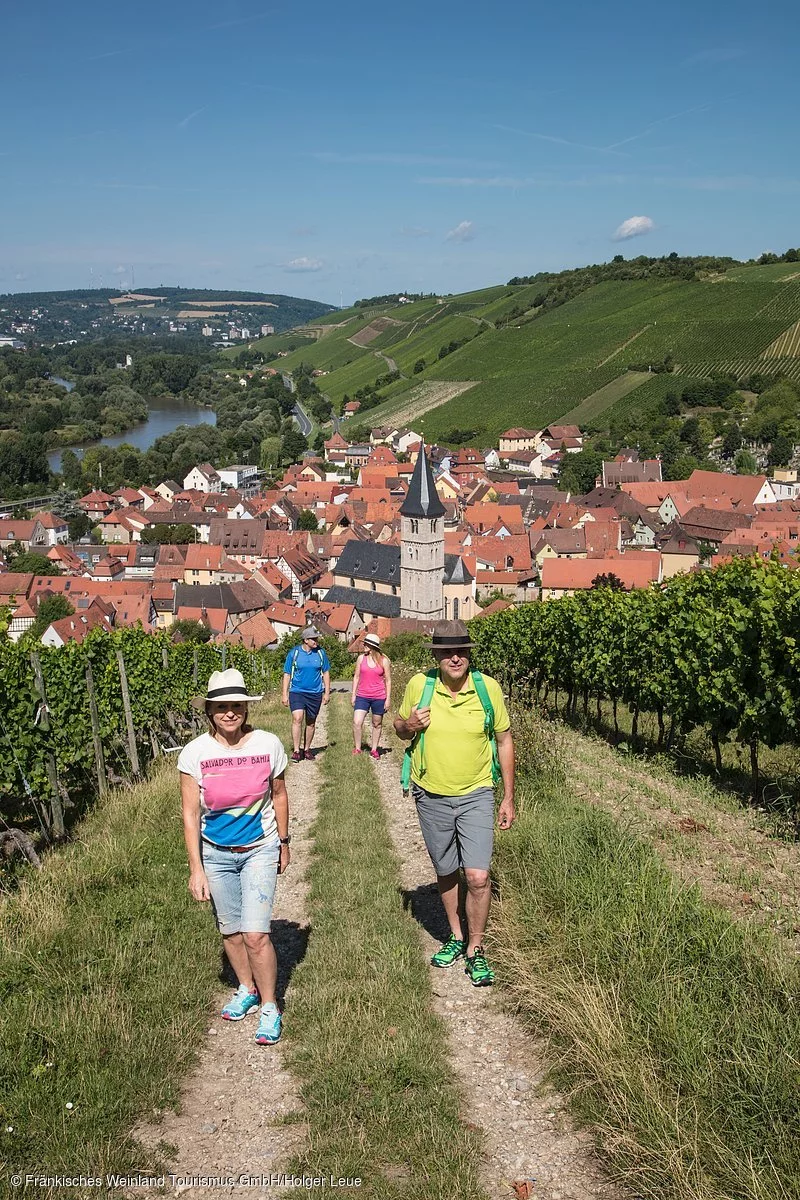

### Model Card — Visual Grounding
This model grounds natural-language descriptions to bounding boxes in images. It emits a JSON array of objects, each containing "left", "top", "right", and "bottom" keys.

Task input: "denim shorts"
[
  {"left": 200, "top": 839, "right": 280, "bottom": 935},
  {"left": 354, "top": 695, "right": 386, "bottom": 716},
  {"left": 411, "top": 784, "right": 495, "bottom": 875}
]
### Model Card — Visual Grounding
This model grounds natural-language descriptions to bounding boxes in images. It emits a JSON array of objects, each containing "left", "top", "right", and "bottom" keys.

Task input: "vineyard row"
[
  {"left": 0, "top": 630, "right": 283, "bottom": 844},
  {"left": 469, "top": 556, "right": 800, "bottom": 796}
]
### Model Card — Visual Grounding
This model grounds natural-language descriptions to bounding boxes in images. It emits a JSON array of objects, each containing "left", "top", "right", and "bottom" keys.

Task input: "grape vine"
[
  {"left": 0, "top": 629, "right": 283, "bottom": 836},
  {"left": 470, "top": 556, "right": 800, "bottom": 797}
]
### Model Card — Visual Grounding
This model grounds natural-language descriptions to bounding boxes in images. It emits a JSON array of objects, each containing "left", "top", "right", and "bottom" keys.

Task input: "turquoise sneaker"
[
  {"left": 221, "top": 984, "right": 260, "bottom": 1021},
  {"left": 255, "top": 1003, "right": 282, "bottom": 1045},
  {"left": 431, "top": 933, "right": 466, "bottom": 968}
]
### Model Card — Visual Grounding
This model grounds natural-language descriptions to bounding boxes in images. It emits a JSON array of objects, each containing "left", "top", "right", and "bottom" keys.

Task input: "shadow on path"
[
  {"left": 218, "top": 918, "right": 311, "bottom": 1006},
  {"left": 400, "top": 882, "right": 450, "bottom": 943}
]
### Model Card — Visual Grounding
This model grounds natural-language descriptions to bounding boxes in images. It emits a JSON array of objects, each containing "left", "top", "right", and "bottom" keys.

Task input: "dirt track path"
[
  {"left": 371, "top": 741, "right": 626, "bottom": 1200},
  {"left": 375, "top": 350, "right": 401, "bottom": 375},
  {"left": 128, "top": 707, "right": 326, "bottom": 1198}
]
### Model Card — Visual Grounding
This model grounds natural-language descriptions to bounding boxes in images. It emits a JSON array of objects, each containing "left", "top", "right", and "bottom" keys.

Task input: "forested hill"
[{"left": 0, "top": 287, "right": 335, "bottom": 344}]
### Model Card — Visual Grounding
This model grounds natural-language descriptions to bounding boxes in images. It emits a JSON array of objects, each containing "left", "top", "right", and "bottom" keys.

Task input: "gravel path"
[
  {"left": 370, "top": 741, "right": 627, "bottom": 1200},
  {"left": 128, "top": 707, "right": 327, "bottom": 1198}
]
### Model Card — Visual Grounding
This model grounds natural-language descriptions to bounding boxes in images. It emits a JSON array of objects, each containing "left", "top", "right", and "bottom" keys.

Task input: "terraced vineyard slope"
[{"left": 232, "top": 264, "right": 800, "bottom": 443}]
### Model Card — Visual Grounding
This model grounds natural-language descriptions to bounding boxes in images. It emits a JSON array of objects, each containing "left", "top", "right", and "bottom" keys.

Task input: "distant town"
[{"left": 1, "top": 419, "right": 797, "bottom": 650}]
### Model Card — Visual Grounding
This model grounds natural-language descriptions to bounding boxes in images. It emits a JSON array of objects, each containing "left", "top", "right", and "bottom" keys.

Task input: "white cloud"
[
  {"left": 14, "top": 272, "right": 26, "bottom": 281},
  {"left": 612, "top": 215, "right": 655, "bottom": 242},
  {"left": 282, "top": 256, "right": 324, "bottom": 272},
  {"left": 445, "top": 220, "right": 475, "bottom": 243},
  {"left": 113, "top": 264, "right": 127, "bottom": 275}
]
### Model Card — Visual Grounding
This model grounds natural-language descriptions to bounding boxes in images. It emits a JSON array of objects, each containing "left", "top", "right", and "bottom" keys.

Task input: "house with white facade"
[{"left": 183, "top": 463, "right": 221, "bottom": 493}]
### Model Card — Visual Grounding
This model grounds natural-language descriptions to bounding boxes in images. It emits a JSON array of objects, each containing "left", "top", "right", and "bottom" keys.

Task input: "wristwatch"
[{"left": 279, "top": 836, "right": 291, "bottom": 845}]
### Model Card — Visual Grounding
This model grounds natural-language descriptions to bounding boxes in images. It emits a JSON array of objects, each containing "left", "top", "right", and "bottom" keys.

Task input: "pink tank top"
[{"left": 357, "top": 654, "right": 387, "bottom": 699}]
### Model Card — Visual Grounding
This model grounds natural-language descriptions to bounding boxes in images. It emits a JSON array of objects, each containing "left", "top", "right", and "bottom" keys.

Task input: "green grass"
[
  {"left": 601, "top": 371, "right": 697, "bottom": 431},
  {"left": 0, "top": 695, "right": 292, "bottom": 1189},
  {"left": 562, "top": 371, "right": 650, "bottom": 425},
  {"left": 0, "top": 761, "right": 222, "bottom": 1185},
  {"left": 221, "top": 331, "right": 317, "bottom": 358},
  {"left": 491, "top": 722, "right": 800, "bottom": 1200},
  {"left": 282, "top": 698, "right": 487, "bottom": 1199},
  {"left": 724, "top": 263, "right": 800, "bottom": 282}
]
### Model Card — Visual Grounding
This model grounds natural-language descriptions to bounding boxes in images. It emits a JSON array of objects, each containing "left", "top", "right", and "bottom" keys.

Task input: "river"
[{"left": 46, "top": 394, "right": 217, "bottom": 473}]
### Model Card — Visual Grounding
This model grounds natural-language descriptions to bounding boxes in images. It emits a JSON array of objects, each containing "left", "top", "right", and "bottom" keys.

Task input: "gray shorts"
[{"left": 411, "top": 783, "right": 495, "bottom": 875}]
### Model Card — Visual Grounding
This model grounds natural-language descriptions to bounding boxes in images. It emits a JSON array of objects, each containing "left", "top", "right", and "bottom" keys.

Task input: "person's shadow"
[
  {"left": 218, "top": 919, "right": 310, "bottom": 1006},
  {"left": 400, "top": 883, "right": 450, "bottom": 942},
  {"left": 400, "top": 875, "right": 501, "bottom": 943}
]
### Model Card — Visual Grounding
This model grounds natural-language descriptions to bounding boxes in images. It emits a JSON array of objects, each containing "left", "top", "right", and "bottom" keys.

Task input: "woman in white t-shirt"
[{"left": 178, "top": 668, "right": 290, "bottom": 1047}]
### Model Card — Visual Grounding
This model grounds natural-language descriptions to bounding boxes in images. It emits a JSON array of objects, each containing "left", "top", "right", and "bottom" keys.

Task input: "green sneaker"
[
  {"left": 464, "top": 945, "right": 495, "bottom": 987},
  {"left": 431, "top": 933, "right": 466, "bottom": 968}
]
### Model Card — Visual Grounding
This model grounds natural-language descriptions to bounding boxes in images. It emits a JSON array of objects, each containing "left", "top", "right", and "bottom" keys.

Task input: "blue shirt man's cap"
[{"left": 302, "top": 625, "right": 321, "bottom": 639}]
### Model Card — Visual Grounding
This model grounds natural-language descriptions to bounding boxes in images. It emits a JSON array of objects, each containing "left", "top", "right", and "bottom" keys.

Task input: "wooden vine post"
[
  {"left": 84, "top": 662, "right": 108, "bottom": 798},
  {"left": 29, "top": 651, "right": 65, "bottom": 840},
  {"left": 115, "top": 648, "right": 141, "bottom": 778}
]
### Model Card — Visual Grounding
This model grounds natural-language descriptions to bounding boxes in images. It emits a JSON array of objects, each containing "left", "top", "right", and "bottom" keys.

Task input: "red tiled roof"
[
  {"left": 264, "top": 601, "right": 306, "bottom": 627},
  {"left": 472, "top": 598, "right": 514, "bottom": 618},
  {"left": 540, "top": 554, "right": 661, "bottom": 591},
  {"left": 325, "top": 603, "right": 356, "bottom": 633},
  {"left": 0, "top": 573, "right": 35, "bottom": 597},
  {"left": 219, "top": 611, "right": 278, "bottom": 649},
  {"left": 35, "top": 511, "right": 68, "bottom": 530},
  {"left": 176, "top": 606, "right": 228, "bottom": 634},
  {"left": 685, "top": 469, "right": 771, "bottom": 507},
  {"left": 184, "top": 544, "right": 225, "bottom": 571},
  {"left": 46, "top": 605, "right": 115, "bottom": 644}
]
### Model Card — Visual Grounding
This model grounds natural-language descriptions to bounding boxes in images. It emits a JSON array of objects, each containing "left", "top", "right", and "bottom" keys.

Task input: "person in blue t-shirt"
[{"left": 282, "top": 625, "right": 331, "bottom": 762}]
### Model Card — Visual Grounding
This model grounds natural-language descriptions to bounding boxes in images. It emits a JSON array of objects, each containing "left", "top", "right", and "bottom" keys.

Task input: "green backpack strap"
[
  {"left": 401, "top": 670, "right": 438, "bottom": 794},
  {"left": 470, "top": 669, "right": 503, "bottom": 787}
]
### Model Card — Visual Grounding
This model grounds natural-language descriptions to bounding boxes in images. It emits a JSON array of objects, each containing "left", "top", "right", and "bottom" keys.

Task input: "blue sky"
[{"left": 2, "top": 0, "right": 798, "bottom": 304}]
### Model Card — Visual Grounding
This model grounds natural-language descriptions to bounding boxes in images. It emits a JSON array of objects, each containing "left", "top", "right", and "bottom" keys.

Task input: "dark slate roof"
[
  {"left": 399, "top": 445, "right": 446, "bottom": 518},
  {"left": 443, "top": 553, "right": 473, "bottom": 584},
  {"left": 173, "top": 582, "right": 267, "bottom": 615},
  {"left": 334, "top": 539, "right": 401, "bottom": 585},
  {"left": 323, "top": 585, "right": 401, "bottom": 617},
  {"left": 134, "top": 544, "right": 159, "bottom": 566}
]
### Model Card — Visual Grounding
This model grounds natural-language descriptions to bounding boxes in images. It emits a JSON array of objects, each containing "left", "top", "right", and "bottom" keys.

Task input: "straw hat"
[{"left": 204, "top": 668, "right": 263, "bottom": 703}]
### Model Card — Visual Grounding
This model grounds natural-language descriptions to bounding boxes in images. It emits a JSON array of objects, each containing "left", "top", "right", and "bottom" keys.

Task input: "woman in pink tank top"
[{"left": 351, "top": 632, "right": 392, "bottom": 759}]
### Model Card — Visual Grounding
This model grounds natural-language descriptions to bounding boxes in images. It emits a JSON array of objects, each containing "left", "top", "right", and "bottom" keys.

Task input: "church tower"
[{"left": 400, "top": 444, "right": 445, "bottom": 620}]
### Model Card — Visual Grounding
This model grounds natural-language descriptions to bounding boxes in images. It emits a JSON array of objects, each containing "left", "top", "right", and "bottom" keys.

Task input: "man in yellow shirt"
[{"left": 394, "top": 620, "right": 515, "bottom": 986}]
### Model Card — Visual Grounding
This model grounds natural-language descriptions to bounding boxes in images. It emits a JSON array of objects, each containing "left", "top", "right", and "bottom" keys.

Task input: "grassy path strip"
[
  {"left": 372, "top": 722, "right": 625, "bottom": 1200},
  {"left": 129, "top": 694, "right": 316, "bottom": 1197},
  {"left": 282, "top": 697, "right": 487, "bottom": 1199},
  {"left": 492, "top": 731, "right": 800, "bottom": 1200},
  {"left": 0, "top": 761, "right": 221, "bottom": 1188},
  {"left": 560, "top": 723, "right": 800, "bottom": 955}
]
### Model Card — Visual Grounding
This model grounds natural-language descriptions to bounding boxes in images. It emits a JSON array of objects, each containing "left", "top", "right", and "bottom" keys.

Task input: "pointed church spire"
[{"left": 399, "top": 443, "right": 445, "bottom": 519}]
